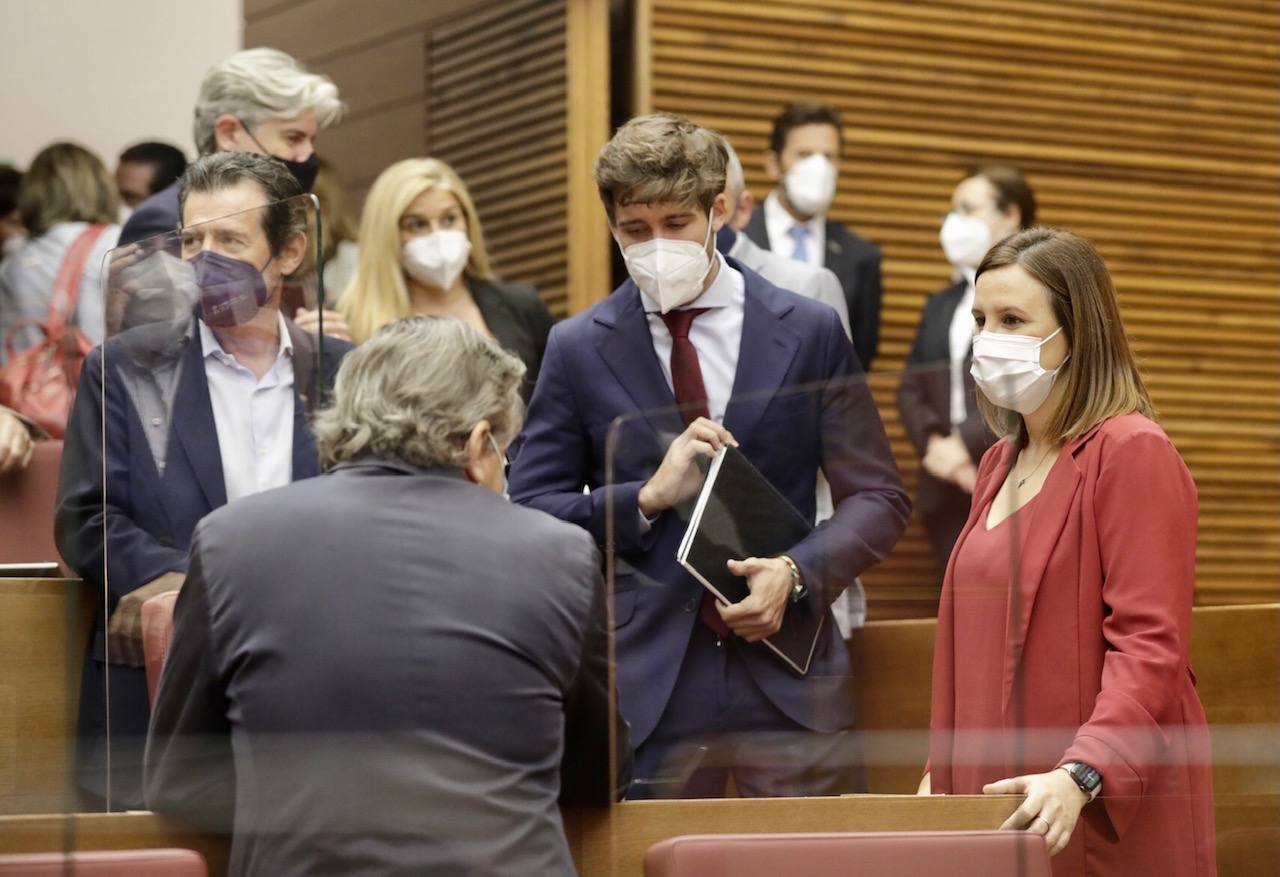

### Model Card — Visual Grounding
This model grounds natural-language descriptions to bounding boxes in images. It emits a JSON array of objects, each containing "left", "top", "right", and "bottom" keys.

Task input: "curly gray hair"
[{"left": 313, "top": 316, "right": 526, "bottom": 471}]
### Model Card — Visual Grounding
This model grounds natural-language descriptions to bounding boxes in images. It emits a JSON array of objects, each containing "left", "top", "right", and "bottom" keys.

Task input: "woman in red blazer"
[{"left": 923, "top": 227, "right": 1215, "bottom": 876}]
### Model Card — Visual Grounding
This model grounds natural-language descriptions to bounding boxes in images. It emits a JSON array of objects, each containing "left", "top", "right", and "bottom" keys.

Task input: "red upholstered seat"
[
  {"left": 0, "top": 849, "right": 206, "bottom": 876},
  {"left": 644, "top": 831, "right": 1051, "bottom": 877},
  {"left": 0, "top": 441, "right": 64, "bottom": 572},
  {"left": 142, "top": 590, "right": 181, "bottom": 704}
]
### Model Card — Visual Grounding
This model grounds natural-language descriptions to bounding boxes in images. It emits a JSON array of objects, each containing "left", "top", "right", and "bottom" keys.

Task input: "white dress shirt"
[
  {"left": 948, "top": 280, "right": 977, "bottom": 426},
  {"left": 199, "top": 311, "right": 296, "bottom": 503},
  {"left": 764, "top": 190, "right": 826, "bottom": 270},
  {"left": 643, "top": 251, "right": 745, "bottom": 423}
]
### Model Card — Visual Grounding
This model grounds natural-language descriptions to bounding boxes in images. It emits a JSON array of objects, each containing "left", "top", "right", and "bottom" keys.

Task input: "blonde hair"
[
  {"left": 313, "top": 316, "right": 524, "bottom": 470},
  {"left": 594, "top": 113, "right": 727, "bottom": 222},
  {"left": 19, "top": 142, "right": 118, "bottom": 238},
  {"left": 339, "top": 158, "right": 494, "bottom": 345},
  {"left": 975, "top": 227, "right": 1155, "bottom": 443},
  {"left": 193, "top": 47, "right": 345, "bottom": 156}
]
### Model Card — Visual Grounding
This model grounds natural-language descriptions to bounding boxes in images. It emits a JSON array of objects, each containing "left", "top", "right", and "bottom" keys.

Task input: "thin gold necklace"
[{"left": 1017, "top": 445, "right": 1056, "bottom": 489}]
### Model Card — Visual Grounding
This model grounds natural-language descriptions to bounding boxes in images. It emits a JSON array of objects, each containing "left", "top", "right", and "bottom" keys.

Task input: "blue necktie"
[{"left": 788, "top": 224, "right": 809, "bottom": 263}]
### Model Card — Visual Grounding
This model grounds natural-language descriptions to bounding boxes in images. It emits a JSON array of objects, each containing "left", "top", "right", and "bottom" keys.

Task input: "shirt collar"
[
  {"left": 765, "top": 189, "right": 822, "bottom": 236},
  {"left": 199, "top": 309, "right": 293, "bottom": 364},
  {"left": 641, "top": 251, "right": 743, "bottom": 314}
]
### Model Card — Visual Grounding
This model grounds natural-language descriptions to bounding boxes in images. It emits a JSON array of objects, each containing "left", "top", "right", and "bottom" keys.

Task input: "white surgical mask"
[
  {"left": 617, "top": 210, "right": 716, "bottom": 314},
  {"left": 939, "top": 212, "right": 991, "bottom": 279},
  {"left": 783, "top": 154, "right": 837, "bottom": 217},
  {"left": 970, "top": 327, "right": 1069, "bottom": 415},
  {"left": 401, "top": 230, "right": 471, "bottom": 290}
]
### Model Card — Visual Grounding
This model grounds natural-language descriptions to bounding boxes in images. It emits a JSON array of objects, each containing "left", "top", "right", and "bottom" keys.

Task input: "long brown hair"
[
  {"left": 18, "top": 142, "right": 118, "bottom": 238},
  {"left": 975, "top": 227, "right": 1154, "bottom": 443}
]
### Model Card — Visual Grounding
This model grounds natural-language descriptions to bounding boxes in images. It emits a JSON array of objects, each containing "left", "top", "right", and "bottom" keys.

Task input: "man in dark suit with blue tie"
[
  {"left": 55, "top": 151, "right": 351, "bottom": 809},
  {"left": 743, "top": 103, "right": 884, "bottom": 371},
  {"left": 508, "top": 116, "right": 909, "bottom": 798}
]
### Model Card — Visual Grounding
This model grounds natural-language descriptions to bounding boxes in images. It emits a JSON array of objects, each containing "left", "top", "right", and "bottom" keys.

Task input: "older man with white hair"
[
  {"left": 120, "top": 47, "right": 345, "bottom": 248},
  {"left": 146, "top": 316, "right": 627, "bottom": 876}
]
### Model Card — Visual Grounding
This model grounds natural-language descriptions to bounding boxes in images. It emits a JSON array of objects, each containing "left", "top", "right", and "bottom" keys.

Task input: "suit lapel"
[
  {"left": 722, "top": 268, "right": 800, "bottom": 440},
  {"left": 169, "top": 321, "right": 227, "bottom": 511},
  {"left": 1001, "top": 442, "right": 1086, "bottom": 712},
  {"left": 286, "top": 322, "right": 321, "bottom": 480},
  {"left": 593, "top": 285, "right": 684, "bottom": 437}
]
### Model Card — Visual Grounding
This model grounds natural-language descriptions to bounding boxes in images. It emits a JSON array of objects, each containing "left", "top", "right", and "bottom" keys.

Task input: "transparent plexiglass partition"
[
  {"left": 57, "top": 194, "right": 329, "bottom": 816},
  {"left": 597, "top": 366, "right": 914, "bottom": 801}
]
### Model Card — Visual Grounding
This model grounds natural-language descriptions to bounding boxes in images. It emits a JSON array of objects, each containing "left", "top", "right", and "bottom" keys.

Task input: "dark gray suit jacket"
[
  {"left": 744, "top": 206, "right": 883, "bottom": 371},
  {"left": 145, "top": 459, "right": 628, "bottom": 876}
]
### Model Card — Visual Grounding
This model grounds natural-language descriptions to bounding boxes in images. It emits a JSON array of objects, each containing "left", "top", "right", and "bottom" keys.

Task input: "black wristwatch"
[{"left": 1060, "top": 762, "right": 1102, "bottom": 801}]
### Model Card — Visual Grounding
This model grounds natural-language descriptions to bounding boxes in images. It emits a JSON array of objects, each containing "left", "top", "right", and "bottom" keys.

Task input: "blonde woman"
[{"left": 338, "top": 158, "right": 553, "bottom": 401}]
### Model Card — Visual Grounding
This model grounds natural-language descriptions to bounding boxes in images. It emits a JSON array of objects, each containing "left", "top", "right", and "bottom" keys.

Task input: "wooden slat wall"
[
  {"left": 638, "top": 0, "right": 1280, "bottom": 618},
  {"left": 245, "top": 0, "right": 610, "bottom": 318},
  {"left": 428, "top": 0, "right": 574, "bottom": 315}
]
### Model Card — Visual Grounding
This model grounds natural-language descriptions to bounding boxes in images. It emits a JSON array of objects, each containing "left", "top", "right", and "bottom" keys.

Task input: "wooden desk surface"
[{"left": 0, "top": 796, "right": 1020, "bottom": 877}]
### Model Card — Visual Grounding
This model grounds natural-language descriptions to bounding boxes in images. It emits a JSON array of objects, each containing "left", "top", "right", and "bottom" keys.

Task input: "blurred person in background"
[
  {"left": 115, "top": 141, "right": 188, "bottom": 213},
  {"left": 0, "top": 142, "right": 120, "bottom": 363},
  {"left": 743, "top": 102, "right": 883, "bottom": 370},
  {"left": 0, "top": 165, "right": 38, "bottom": 470},
  {"left": 923, "top": 228, "right": 1215, "bottom": 875},
  {"left": 119, "top": 47, "right": 344, "bottom": 248},
  {"left": 310, "top": 156, "right": 360, "bottom": 303},
  {"left": 336, "top": 157, "right": 554, "bottom": 402},
  {"left": 0, "top": 165, "right": 24, "bottom": 262},
  {"left": 898, "top": 165, "right": 1036, "bottom": 575}
]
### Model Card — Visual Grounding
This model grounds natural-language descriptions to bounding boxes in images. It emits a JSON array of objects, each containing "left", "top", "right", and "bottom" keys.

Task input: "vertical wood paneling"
[
  {"left": 640, "top": 0, "right": 1280, "bottom": 617},
  {"left": 429, "top": 0, "right": 574, "bottom": 316}
]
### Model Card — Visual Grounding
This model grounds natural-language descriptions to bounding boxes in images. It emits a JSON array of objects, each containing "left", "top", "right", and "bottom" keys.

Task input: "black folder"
[{"left": 677, "top": 446, "right": 825, "bottom": 675}]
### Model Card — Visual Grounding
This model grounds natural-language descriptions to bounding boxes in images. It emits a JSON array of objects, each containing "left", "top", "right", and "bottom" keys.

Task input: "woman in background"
[
  {"left": 0, "top": 142, "right": 120, "bottom": 362},
  {"left": 924, "top": 228, "right": 1215, "bottom": 876},
  {"left": 338, "top": 158, "right": 553, "bottom": 402},
  {"left": 898, "top": 165, "right": 1035, "bottom": 576}
]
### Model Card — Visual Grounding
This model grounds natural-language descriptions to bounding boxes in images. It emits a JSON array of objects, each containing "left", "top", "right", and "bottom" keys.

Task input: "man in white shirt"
[
  {"left": 55, "top": 151, "right": 351, "bottom": 809},
  {"left": 743, "top": 103, "right": 884, "bottom": 371}
]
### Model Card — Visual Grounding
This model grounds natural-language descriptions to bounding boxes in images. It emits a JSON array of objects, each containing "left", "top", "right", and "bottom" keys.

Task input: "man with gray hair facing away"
[
  {"left": 146, "top": 316, "right": 628, "bottom": 876},
  {"left": 120, "top": 47, "right": 345, "bottom": 247}
]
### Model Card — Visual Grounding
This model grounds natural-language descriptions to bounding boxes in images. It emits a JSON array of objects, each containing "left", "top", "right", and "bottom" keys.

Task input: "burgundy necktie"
[{"left": 659, "top": 308, "right": 730, "bottom": 637}]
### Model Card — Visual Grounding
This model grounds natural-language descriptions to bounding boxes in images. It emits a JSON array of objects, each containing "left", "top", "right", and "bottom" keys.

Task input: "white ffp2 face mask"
[
  {"left": 940, "top": 212, "right": 992, "bottom": 276},
  {"left": 783, "top": 154, "right": 837, "bottom": 216},
  {"left": 970, "top": 326, "right": 1069, "bottom": 415},
  {"left": 617, "top": 210, "right": 716, "bottom": 313},
  {"left": 401, "top": 230, "right": 471, "bottom": 290}
]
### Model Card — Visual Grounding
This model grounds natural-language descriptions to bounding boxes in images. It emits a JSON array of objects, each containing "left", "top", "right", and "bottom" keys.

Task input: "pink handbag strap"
[{"left": 45, "top": 224, "right": 108, "bottom": 336}]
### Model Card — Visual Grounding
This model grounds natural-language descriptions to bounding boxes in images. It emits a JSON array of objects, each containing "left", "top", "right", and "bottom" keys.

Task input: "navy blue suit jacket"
[
  {"left": 118, "top": 181, "right": 180, "bottom": 248},
  {"left": 508, "top": 259, "right": 909, "bottom": 747},
  {"left": 55, "top": 313, "right": 350, "bottom": 806}
]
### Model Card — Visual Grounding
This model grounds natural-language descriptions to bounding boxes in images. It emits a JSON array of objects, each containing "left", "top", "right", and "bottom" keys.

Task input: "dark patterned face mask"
[{"left": 189, "top": 250, "right": 273, "bottom": 327}]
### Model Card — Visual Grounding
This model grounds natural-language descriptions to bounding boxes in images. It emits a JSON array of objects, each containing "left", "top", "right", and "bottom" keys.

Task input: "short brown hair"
[
  {"left": 18, "top": 142, "right": 118, "bottom": 238},
  {"left": 966, "top": 165, "right": 1036, "bottom": 228},
  {"left": 594, "top": 113, "right": 727, "bottom": 222},
  {"left": 769, "top": 103, "right": 844, "bottom": 155},
  {"left": 975, "top": 227, "right": 1154, "bottom": 443}
]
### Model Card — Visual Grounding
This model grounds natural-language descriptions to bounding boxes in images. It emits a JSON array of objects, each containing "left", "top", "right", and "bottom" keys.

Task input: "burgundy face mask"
[{"left": 189, "top": 250, "right": 273, "bottom": 327}]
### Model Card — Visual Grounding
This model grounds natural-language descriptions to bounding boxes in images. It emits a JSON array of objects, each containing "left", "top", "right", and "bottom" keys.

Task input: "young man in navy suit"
[{"left": 508, "top": 115, "right": 909, "bottom": 798}]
